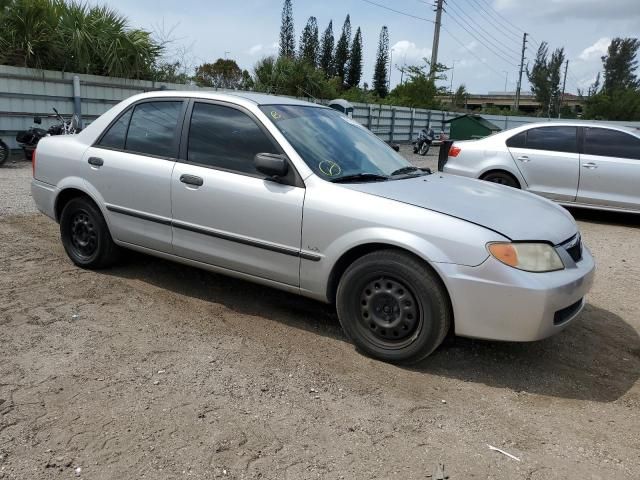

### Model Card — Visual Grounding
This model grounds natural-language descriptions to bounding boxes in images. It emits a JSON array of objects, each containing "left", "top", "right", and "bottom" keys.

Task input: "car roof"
[
  {"left": 130, "top": 89, "right": 322, "bottom": 108},
  {"left": 493, "top": 120, "right": 640, "bottom": 138}
]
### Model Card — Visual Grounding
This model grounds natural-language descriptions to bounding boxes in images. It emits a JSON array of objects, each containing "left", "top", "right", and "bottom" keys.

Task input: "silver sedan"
[
  {"left": 31, "top": 92, "right": 594, "bottom": 363},
  {"left": 442, "top": 121, "right": 640, "bottom": 213}
]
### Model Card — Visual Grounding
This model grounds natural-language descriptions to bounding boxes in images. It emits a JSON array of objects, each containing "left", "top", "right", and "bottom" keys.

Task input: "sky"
[{"left": 105, "top": 0, "right": 640, "bottom": 95}]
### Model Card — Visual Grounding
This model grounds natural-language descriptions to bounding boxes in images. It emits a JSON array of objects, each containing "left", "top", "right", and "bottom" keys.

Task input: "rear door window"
[
  {"left": 584, "top": 127, "right": 640, "bottom": 160},
  {"left": 124, "top": 101, "right": 183, "bottom": 158},
  {"left": 525, "top": 126, "right": 578, "bottom": 153}
]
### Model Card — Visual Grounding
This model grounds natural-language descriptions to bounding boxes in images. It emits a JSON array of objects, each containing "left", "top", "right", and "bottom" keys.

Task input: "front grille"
[
  {"left": 554, "top": 298, "right": 583, "bottom": 325},
  {"left": 561, "top": 234, "right": 582, "bottom": 262}
]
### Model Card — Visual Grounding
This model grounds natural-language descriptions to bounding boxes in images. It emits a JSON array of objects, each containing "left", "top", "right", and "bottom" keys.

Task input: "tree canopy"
[
  {"left": 278, "top": 0, "right": 295, "bottom": 59},
  {"left": 0, "top": 0, "right": 162, "bottom": 79}
]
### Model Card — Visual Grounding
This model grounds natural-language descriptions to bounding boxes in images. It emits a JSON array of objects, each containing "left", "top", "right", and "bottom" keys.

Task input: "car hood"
[{"left": 343, "top": 173, "right": 577, "bottom": 244}]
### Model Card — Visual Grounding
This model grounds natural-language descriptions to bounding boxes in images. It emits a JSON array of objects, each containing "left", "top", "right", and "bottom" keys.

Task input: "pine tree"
[
  {"left": 334, "top": 15, "right": 351, "bottom": 83},
  {"left": 319, "top": 20, "right": 335, "bottom": 77},
  {"left": 299, "top": 16, "right": 319, "bottom": 67},
  {"left": 346, "top": 27, "right": 363, "bottom": 88},
  {"left": 372, "top": 26, "right": 389, "bottom": 97},
  {"left": 602, "top": 37, "right": 640, "bottom": 93},
  {"left": 279, "top": 0, "right": 295, "bottom": 59}
]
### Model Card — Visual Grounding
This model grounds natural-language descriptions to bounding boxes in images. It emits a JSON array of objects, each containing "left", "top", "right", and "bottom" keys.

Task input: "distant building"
[{"left": 437, "top": 92, "right": 583, "bottom": 115}]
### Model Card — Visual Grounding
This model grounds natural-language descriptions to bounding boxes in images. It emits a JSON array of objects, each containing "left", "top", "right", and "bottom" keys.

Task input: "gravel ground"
[
  {"left": 0, "top": 155, "right": 37, "bottom": 217},
  {"left": 0, "top": 149, "right": 639, "bottom": 479}
]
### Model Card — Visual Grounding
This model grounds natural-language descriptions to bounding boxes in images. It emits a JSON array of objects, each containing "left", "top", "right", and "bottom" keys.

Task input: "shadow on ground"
[
  {"left": 568, "top": 207, "right": 640, "bottom": 227},
  {"left": 105, "top": 250, "right": 640, "bottom": 403}
]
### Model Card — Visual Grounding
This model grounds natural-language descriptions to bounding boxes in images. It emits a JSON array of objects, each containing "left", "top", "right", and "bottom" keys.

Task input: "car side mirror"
[
  {"left": 255, "top": 153, "right": 289, "bottom": 181},
  {"left": 34, "top": 116, "right": 42, "bottom": 124}
]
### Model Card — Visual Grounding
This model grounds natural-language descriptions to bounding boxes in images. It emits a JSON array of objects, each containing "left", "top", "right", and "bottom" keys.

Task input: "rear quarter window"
[{"left": 506, "top": 131, "right": 526, "bottom": 148}]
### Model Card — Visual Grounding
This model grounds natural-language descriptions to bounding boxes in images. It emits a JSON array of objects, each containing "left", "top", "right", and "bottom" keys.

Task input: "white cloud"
[
  {"left": 390, "top": 40, "right": 431, "bottom": 66},
  {"left": 246, "top": 42, "right": 278, "bottom": 57},
  {"left": 578, "top": 37, "right": 610, "bottom": 61},
  {"left": 247, "top": 44, "right": 263, "bottom": 55}
]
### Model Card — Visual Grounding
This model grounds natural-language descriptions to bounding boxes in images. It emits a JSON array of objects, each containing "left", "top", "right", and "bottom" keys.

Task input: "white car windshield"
[{"left": 260, "top": 105, "right": 422, "bottom": 182}]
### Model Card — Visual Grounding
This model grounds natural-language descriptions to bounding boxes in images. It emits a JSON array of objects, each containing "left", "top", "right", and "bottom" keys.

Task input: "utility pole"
[
  {"left": 388, "top": 48, "right": 394, "bottom": 90},
  {"left": 514, "top": 32, "right": 527, "bottom": 111},
  {"left": 429, "top": 0, "right": 444, "bottom": 80},
  {"left": 558, "top": 59, "right": 569, "bottom": 118}
]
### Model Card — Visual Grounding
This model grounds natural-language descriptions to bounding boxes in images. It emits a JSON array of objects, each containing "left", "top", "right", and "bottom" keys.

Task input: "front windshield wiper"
[
  {"left": 390, "top": 166, "right": 429, "bottom": 176},
  {"left": 330, "top": 173, "right": 391, "bottom": 183}
]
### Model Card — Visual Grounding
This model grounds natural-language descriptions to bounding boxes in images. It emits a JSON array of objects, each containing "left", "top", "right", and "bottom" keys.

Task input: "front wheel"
[
  {"left": 60, "top": 197, "right": 120, "bottom": 269},
  {"left": 419, "top": 142, "right": 430, "bottom": 156},
  {"left": 336, "top": 250, "right": 451, "bottom": 364}
]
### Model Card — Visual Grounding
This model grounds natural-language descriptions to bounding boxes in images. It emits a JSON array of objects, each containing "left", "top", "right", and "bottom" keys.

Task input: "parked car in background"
[
  {"left": 0, "top": 139, "right": 9, "bottom": 166},
  {"left": 31, "top": 92, "right": 594, "bottom": 363},
  {"left": 441, "top": 121, "right": 640, "bottom": 213}
]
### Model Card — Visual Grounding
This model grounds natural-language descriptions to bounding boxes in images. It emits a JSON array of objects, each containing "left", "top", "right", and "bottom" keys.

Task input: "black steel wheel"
[
  {"left": 60, "top": 197, "right": 119, "bottom": 269},
  {"left": 336, "top": 250, "right": 451, "bottom": 364},
  {"left": 482, "top": 171, "right": 519, "bottom": 188},
  {"left": 0, "top": 140, "right": 8, "bottom": 166},
  {"left": 359, "top": 276, "right": 420, "bottom": 348}
]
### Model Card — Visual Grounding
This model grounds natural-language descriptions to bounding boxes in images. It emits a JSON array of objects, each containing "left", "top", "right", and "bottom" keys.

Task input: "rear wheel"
[
  {"left": 336, "top": 250, "right": 451, "bottom": 364},
  {"left": 481, "top": 171, "right": 519, "bottom": 188},
  {"left": 60, "top": 197, "right": 119, "bottom": 269}
]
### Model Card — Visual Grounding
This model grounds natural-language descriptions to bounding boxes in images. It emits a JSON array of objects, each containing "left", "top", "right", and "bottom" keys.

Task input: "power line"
[
  {"left": 440, "top": 25, "right": 511, "bottom": 80},
  {"left": 361, "top": 0, "right": 435, "bottom": 23},
  {"left": 445, "top": 1, "right": 521, "bottom": 59},
  {"left": 473, "top": 0, "right": 526, "bottom": 38},
  {"left": 464, "top": 0, "right": 522, "bottom": 42},
  {"left": 443, "top": 12, "right": 519, "bottom": 67}
]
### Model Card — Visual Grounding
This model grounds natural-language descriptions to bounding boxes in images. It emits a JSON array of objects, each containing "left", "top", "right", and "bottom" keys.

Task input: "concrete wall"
[{"left": 2, "top": 65, "right": 639, "bottom": 149}]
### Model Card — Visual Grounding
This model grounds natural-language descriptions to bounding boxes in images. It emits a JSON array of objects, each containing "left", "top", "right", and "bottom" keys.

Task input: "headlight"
[{"left": 487, "top": 242, "right": 564, "bottom": 272}]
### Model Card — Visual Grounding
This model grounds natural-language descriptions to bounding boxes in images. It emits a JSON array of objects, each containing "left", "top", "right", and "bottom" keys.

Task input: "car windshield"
[{"left": 260, "top": 105, "right": 420, "bottom": 182}]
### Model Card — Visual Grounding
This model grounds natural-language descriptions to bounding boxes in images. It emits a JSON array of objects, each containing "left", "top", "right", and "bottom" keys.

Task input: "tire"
[
  {"left": 0, "top": 141, "right": 9, "bottom": 166},
  {"left": 481, "top": 171, "right": 519, "bottom": 188},
  {"left": 59, "top": 197, "right": 120, "bottom": 269},
  {"left": 336, "top": 250, "right": 451, "bottom": 364},
  {"left": 419, "top": 142, "right": 430, "bottom": 156}
]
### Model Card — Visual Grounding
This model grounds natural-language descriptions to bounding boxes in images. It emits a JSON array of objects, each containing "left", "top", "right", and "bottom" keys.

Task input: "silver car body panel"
[
  {"left": 443, "top": 121, "right": 640, "bottom": 213},
  {"left": 32, "top": 91, "right": 595, "bottom": 342}
]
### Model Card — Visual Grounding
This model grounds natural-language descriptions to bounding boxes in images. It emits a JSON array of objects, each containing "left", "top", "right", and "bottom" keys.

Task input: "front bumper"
[{"left": 436, "top": 246, "right": 595, "bottom": 342}]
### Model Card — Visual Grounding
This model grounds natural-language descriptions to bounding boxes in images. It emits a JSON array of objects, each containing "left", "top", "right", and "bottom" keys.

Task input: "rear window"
[
  {"left": 524, "top": 126, "right": 578, "bottom": 154},
  {"left": 584, "top": 127, "right": 640, "bottom": 160}
]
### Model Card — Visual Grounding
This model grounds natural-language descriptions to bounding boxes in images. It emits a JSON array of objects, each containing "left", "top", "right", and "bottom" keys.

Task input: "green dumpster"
[{"left": 444, "top": 114, "right": 501, "bottom": 140}]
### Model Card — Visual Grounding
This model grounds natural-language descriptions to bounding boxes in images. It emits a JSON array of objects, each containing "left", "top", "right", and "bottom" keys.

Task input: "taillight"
[
  {"left": 32, "top": 149, "right": 36, "bottom": 177},
  {"left": 449, "top": 145, "right": 461, "bottom": 157}
]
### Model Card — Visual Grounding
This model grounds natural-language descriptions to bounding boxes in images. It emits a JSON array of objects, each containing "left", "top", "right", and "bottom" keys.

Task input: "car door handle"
[
  {"left": 180, "top": 174, "right": 204, "bottom": 187},
  {"left": 88, "top": 156, "right": 103, "bottom": 167},
  {"left": 517, "top": 155, "right": 530, "bottom": 162},
  {"left": 582, "top": 162, "right": 598, "bottom": 169}
]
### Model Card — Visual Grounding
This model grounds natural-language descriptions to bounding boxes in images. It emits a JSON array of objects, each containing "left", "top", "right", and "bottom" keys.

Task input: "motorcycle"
[
  {"left": 16, "top": 108, "right": 81, "bottom": 161},
  {"left": 412, "top": 127, "right": 435, "bottom": 156},
  {"left": 0, "top": 139, "right": 9, "bottom": 166}
]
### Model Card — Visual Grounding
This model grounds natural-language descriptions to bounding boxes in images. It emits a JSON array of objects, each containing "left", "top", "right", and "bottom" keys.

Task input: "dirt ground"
[{"left": 1, "top": 154, "right": 639, "bottom": 479}]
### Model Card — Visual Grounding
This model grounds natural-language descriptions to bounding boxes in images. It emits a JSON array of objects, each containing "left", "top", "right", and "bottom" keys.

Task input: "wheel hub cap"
[
  {"left": 70, "top": 212, "right": 97, "bottom": 257},
  {"left": 360, "top": 277, "right": 418, "bottom": 342}
]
